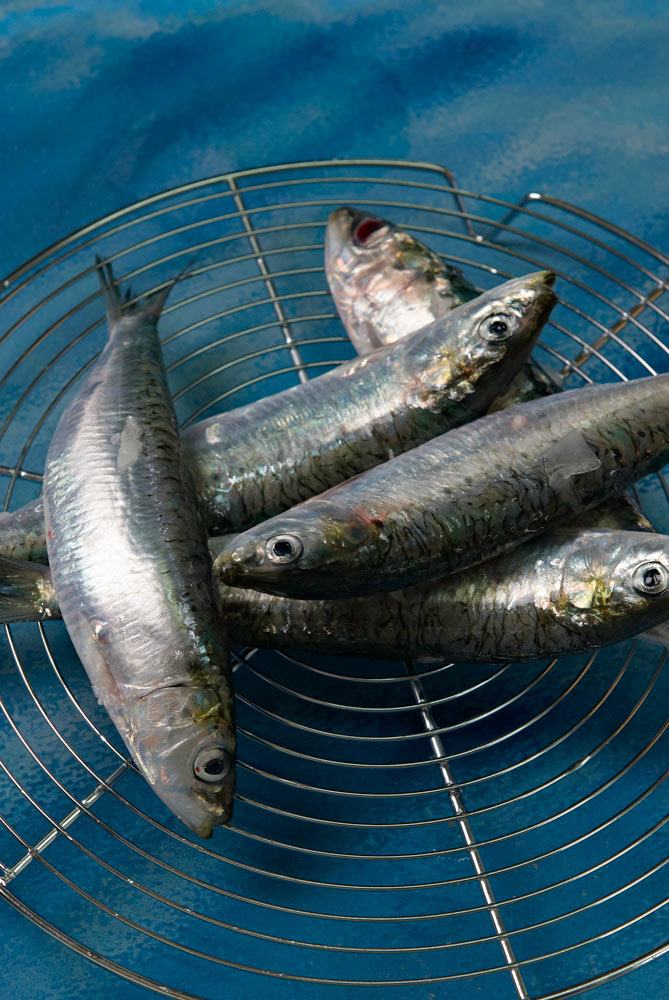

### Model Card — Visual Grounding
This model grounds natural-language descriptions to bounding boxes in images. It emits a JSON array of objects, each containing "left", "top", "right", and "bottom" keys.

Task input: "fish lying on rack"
[
  {"left": 326, "top": 208, "right": 657, "bottom": 538},
  {"left": 325, "top": 206, "right": 563, "bottom": 408},
  {"left": 325, "top": 205, "right": 479, "bottom": 352},
  {"left": 0, "top": 270, "right": 557, "bottom": 560},
  {"left": 3, "top": 502, "right": 667, "bottom": 661},
  {"left": 1, "top": 495, "right": 650, "bottom": 623},
  {"left": 219, "top": 528, "right": 669, "bottom": 661},
  {"left": 185, "top": 270, "right": 555, "bottom": 534},
  {"left": 42, "top": 260, "right": 235, "bottom": 838},
  {"left": 215, "top": 375, "right": 669, "bottom": 598}
]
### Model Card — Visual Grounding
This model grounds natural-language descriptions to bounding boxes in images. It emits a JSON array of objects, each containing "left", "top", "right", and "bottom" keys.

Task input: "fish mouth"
[
  {"left": 183, "top": 817, "right": 215, "bottom": 839},
  {"left": 530, "top": 269, "right": 556, "bottom": 288},
  {"left": 328, "top": 207, "right": 390, "bottom": 248},
  {"left": 180, "top": 804, "right": 231, "bottom": 839},
  {"left": 328, "top": 206, "right": 356, "bottom": 226},
  {"left": 327, "top": 206, "right": 357, "bottom": 246},
  {"left": 213, "top": 550, "right": 246, "bottom": 585},
  {"left": 157, "top": 775, "right": 235, "bottom": 838}
]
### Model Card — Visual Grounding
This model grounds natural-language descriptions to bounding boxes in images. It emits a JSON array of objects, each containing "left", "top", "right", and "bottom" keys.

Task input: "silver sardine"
[
  {"left": 4, "top": 515, "right": 666, "bottom": 663},
  {"left": 218, "top": 529, "right": 669, "bottom": 662},
  {"left": 43, "top": 261, "right": 235, "bottom": 838},
  {"left": 215, "top": 376, "right": 669, "bottom": 598},
  {"left": 325, "top": 206, "right": 479, "bottom": 353},
  {"left": 182, "top": 271, "right": 556, "bottom": 533},
  {"left": 0, "top": 270, "right": 556, "bottom": 559},
  {"left": 325, "top": 206, "right": 563, "bottom": 406}
]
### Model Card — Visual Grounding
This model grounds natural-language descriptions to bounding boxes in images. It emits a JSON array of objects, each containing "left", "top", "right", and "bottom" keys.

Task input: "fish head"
[
  {"left": 130, "top": 681, "right": 236, "bottom": 838},
  {"left": 325, "top": 206, "right": 396, "bottom": 278},
  {"left": 406, "top": 270, "right": 558, "bottom": 401},
  {"left": 214, "top": 507, "right": 368, "bottom": 598},
  {"left": 325, "top": 207, "right": 478, "bottom": 348},
  {"left": 560, "top": 529, "right": 669, "bottom": 632}
]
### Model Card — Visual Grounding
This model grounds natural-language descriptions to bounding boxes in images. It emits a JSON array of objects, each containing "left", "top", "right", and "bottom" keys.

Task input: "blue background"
[
  {"left": 1, "top": 2, "right": 668, "bottom": 999},
  {"left": 2, "top": 0, "right": 669, "bottom": 278}
]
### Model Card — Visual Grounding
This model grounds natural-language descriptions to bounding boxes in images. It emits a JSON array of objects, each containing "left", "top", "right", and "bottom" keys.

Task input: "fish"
[
  {"left": 181, "top": 270, "right": 556, "bottom": 534},
  {"left": 42, "top": 259, "right": 235, "bottom": 838},
  {"left": 0, "top": 497, "right": 48, "bottom": 563},
  {"left": 325, "top": 207, "right": 654, "bottom": 540},
  {"left": 325, "top": 206, "right": 563, "bottom": 407},
  {"left": 5, "top": 513, "right": 667, "bottom": 663},
  {"left": 0, "top": 270, "right": 557, "bottom": 559},
  {"left": 325, "top": 206, "right": 479, "bottom": 353},
  {"left": 215, "top": 375, "right": 669, "bottom": 599},
  {"left": 218, "top": 529, "right": 669, "bottom": 662}
]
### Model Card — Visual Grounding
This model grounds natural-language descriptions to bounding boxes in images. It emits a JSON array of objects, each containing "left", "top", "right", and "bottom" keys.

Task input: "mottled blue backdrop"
[
  {"left": 2, "top": 0, "right": 669, "bottom": 277},
  {"left": 1, "top": 2, "right": 668, "bottom": 999}
]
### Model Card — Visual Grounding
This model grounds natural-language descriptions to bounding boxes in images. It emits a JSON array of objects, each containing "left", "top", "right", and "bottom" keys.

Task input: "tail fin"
[
  {"left": 95, "top": 256, "right": 195, "bottom": 324},
  {"left": 0, "top": 555, "right": 60, "bottom": 624}
]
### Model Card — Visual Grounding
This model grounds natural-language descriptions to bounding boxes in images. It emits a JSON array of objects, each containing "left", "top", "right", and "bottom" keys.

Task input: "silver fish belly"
[
  {"left": 43, "top": 261, "right": 235, "bottom": 838},
  {"left": 215, "top": 376, "right": 669, "bottom": 599}
]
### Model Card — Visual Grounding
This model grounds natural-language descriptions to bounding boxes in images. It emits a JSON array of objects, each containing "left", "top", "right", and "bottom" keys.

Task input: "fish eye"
[
  {"left": 353, "top": 217, "right": 388, "bottom": 246},
  {"left": 193, "top": 747, "right": 231, "bottom": 783},
  {"left": 632, "top": 561, "right": 669, "bottom": 595},
  {"left": 478, "top": 312, "right": 518, "bottom": 342},
  {"left": 266, "top": 533, "right": 304, "bottom": 564}
]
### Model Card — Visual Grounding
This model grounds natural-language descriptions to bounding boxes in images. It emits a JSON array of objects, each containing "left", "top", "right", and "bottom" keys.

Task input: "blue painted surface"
[
  {"left": 2, "top": 0, "right": 669, "bottom": 277},
  {"left": 1, "top": 3, "right": 668, "bottom": 999}
]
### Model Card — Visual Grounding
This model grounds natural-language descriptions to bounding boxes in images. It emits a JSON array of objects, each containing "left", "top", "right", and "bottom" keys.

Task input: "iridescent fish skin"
[
  {"left": 43, "top": 261, "right": 235, "bottom": 838},
  {"left": 216, "top": 530, "right": 669, "bottom": 662},
  {"left": 7, "top": 518, "right": 668, "bottom": 661},
  {"left": 325, "top": 206, "right": 563, "bottom": 408},
  {"left": 0, "top": 265, "right": 555, "bottom": 561},
  {"left": 325, "top": 206, "right": 479, "bottom": 353},
  {"left": 215, "top": 376, "right": 669, "bottom": 599},
  {"left": 1, "top": 497, "right": 651, "bottom": 627},
  {"left": 183, "top": 271, "right": 556, "bottom": 534},
  {"left": 0, "top": 498, "right": 48, "bottom": 563}
]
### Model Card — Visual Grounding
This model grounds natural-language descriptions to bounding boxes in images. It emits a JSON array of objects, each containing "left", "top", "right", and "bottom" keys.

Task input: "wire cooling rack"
[{"left": 0, "top": 159, "right": 668, "bottom": 1000}]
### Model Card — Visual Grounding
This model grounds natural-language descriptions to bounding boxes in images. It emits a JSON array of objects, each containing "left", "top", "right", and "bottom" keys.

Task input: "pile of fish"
[{"left": 1, "top": 208, "right": 668, "bottom": 838}]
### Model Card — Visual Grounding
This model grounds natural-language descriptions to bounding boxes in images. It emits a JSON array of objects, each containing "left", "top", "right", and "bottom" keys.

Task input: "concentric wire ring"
[{"left": 0, "top": 159, "right": 667, "bottom": 999}]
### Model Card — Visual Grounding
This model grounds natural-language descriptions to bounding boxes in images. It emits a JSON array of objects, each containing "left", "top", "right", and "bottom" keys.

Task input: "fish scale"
[
  {"left": 42, "top": 261, "right": 235, "bottom": 838},
  {"left": 216, "top": 375, "right": 669, "bottom": 599},
  {"left": 0, "top": 270, "right": 556, "bottom": 562},
  {"left": 2, "top": 500, "right": 666, "bottom": 661}
]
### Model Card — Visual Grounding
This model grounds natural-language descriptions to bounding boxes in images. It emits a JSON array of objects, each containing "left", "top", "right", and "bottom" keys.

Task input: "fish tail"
[
  {"left": 95, "top": 255, "right": 124, "bottom": 321},
  {"left": 0, "top": 555, "right": 60, "bottom": 624},
  {"left": 95, "top": 255, "right": 196, "bottom": 324}
]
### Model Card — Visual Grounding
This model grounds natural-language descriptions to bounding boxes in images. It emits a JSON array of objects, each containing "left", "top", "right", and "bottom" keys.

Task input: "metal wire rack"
[{"left": 0, "top": 158, "right": 668, "bottom": 1000}]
